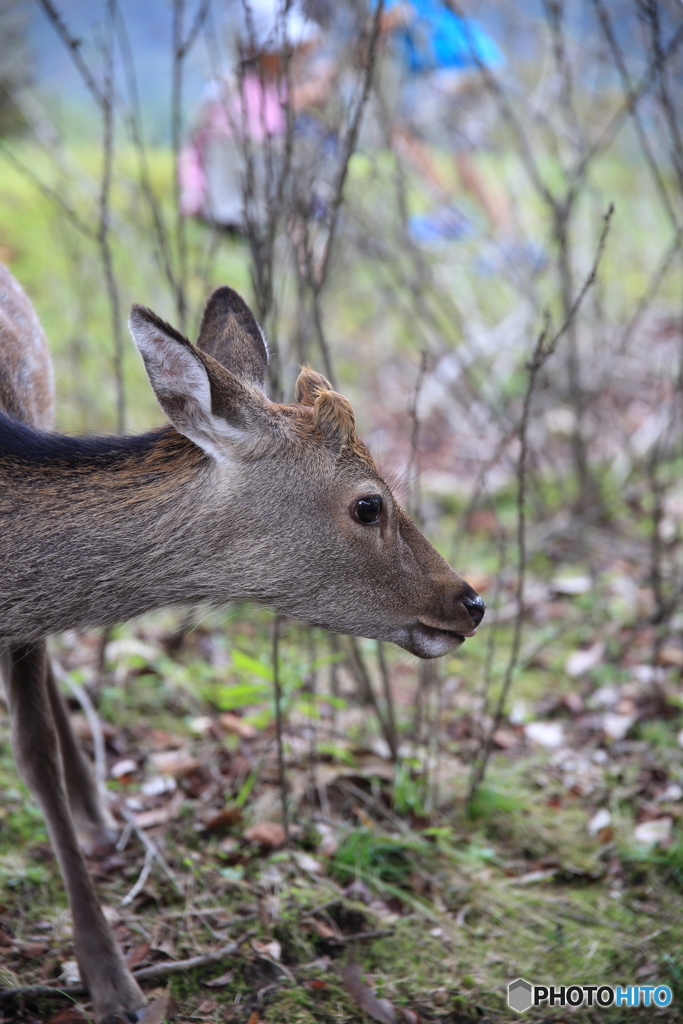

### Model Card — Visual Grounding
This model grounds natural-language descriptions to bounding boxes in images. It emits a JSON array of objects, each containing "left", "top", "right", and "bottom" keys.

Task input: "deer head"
[{"left": 130, "top": 287, "right": 484, "bottom": 657}]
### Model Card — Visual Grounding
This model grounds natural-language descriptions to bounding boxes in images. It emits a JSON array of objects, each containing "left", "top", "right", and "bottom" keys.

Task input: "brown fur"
[{"left": 0, "top": 267, "right": 484, "bottom": 1023}]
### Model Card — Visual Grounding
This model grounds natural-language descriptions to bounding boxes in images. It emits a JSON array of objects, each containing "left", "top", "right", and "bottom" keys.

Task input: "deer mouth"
[
  {"left": 418, "top": 623, "right": 476, "bottom": 643},
  {"left": 403, "top": 621, "right": 477, "bottom": 658}
]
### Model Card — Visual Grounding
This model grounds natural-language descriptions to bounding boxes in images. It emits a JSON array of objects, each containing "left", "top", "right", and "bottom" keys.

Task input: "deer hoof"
[{"left": 98, "top": 992, "right": 169, "bottom": 1024}]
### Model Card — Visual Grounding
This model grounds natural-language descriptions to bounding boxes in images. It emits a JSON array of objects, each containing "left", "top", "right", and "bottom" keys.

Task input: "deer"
[{"left": 0, "top": 262, "right": 484, "bottom": 1023}]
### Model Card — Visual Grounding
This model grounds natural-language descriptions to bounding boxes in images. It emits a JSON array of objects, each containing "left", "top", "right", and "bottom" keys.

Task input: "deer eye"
[{"left": 353, "top": 495, "right": 383, "bottom": 524}]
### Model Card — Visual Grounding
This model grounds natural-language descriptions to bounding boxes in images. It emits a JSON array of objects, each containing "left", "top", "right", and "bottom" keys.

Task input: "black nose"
[{"left": 462, "top": 590, "right": 485, "bottom": 628}]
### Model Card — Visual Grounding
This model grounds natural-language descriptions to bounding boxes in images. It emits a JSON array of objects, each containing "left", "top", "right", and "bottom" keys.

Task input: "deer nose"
[{"left": 461, "top": 590, "right": 485, "bottom": 628}]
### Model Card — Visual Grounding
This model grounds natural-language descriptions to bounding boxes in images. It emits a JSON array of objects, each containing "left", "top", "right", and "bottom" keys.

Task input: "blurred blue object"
[
  {"left": 408, "top": 204, "right": 474, "bottom": 243},
  {"left": 475, "top": 239, "right": 548, "bottom": 276},
  {"left": 382, "top": 0, "right": 505, "bottom": 74}
]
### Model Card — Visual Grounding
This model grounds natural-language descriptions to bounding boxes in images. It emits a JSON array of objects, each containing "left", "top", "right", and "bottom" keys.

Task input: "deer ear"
[
  {"left": 295, "top": 366, "right": 333, "bottom": 406},
  {"left": 130, "top": 304, "right": 255, "bottom": 460},
  {"left": 196, "top": 286, "right": 268, "bottom": 390},
  {"left": 313, "top": 390, "right": 356, "bottom": 453}
]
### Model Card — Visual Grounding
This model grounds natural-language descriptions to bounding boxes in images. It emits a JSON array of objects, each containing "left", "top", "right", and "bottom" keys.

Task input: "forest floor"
[{"left": 3, "top": 551, "right": 683, "bottom": 1024}]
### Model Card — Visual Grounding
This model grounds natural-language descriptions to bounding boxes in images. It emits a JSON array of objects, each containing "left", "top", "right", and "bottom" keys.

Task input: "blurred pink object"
[{"left": 179, "top": 144, "right": 206, "bottom": 217}]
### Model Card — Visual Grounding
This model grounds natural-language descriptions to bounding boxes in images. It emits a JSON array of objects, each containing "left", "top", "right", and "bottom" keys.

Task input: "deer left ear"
[{"left": 196, "top": 286, "right": 268, "bottom": 391}]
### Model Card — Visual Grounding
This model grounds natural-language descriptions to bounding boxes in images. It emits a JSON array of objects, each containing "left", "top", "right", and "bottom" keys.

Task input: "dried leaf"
[
  {"left": 200, "top": 807, "right": 243, "bottom": 834},
  {"left": 310, "top": 918, "right": 338, "bottom": 940},
  {"left": 634, "top": 817, "right": 673, "bottom": 848},
  {"left": 552, "top": 575, "right": 592, "bottom": 595},
  {"left": 19, "top": 941, "right": 48, "bottom": 958},
  {"left": 203, "top": 969, "right": 234, "bottom": 988},
  {"left": 565, "top": 641, "right": 604, "bottom": 677},
  {"left": 587, "top": 808, "right": 612, "bottom": 838},
  {"left": 59, "top": 959, "right": 81, "bottom": 985},
  {"left": 244, "top": 821, "right": 286, "bottom": 848},
  {"left": 293, "top": 851, "right": 323, "bottom": 874},
  {"left": 148, "top": 750, "right": 201, "bottom": 777},
  {"left": 110, "top": 758, "right": 138, "bottom": 780},
  {"left": 602, "top": 713, "right": 635, "bottom": 741},
  {"left": 399, "top": 1011, "right": 422, "bottom": 1024},
  {"left": 341, "top": 962, "right": 397, "bottom": 1024},
  {"left": 145, "top": 729, "right": 185, "bottom": 751},
  {"left": 219, "top": 712, "right": 258, "bottom": 738},
  {"left": 252, "top": 938, "right": 282, "bottom": 961},
  {"left": 135, "top": 790, "right": 185, "bottom": 829},
  {"left": 195, "top": 999, "right": 217, "bottom": 1014},
  {"left": 126, "top": 941, "right": 151, "bottom": 968},
  {"left": 524, "top": 721, "right": 564, "bottom": 748},
  {"left": 492, "top": 728, "right": 519, "bottom": 749},
  {"left": 137, "top": 990, "right": 171, "bottom": 1024},
  {"left": 45, "top": 1010, "right": 89, "bottom": 1024},
  {"left": 657, "top": 645, "right": 683, "bottom": 667}
]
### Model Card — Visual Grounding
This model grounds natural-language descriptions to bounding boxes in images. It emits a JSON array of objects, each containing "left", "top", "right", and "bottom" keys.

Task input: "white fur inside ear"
[
  {"left": 131, "top": 319, "right": 232, "bottom": 459},
  {"left": 133, "top": 321, "right": 212, "bottom": 412}
]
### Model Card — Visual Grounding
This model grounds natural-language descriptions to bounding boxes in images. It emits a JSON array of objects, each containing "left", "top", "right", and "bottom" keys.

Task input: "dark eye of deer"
[{"left": 354, "top": 495, "right": 383, "bottom": 524}]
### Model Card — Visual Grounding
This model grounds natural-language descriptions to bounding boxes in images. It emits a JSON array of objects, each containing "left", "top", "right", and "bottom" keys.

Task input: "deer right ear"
[
  {"left": 129, "top": 304, "right": 238, "bottom": 461},
  {"left": 196, "top": 286, "right": 268, "bottom": 391},
  {"left": 313, "top": 389, "right": 356, "bottom": 454},
  {"left": 295, "top": 366, "right": 333, "bottom": 406}
]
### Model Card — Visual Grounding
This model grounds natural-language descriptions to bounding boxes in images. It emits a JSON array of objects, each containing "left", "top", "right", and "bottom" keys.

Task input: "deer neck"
[{"left": 0, "top": 420, "right": 240, "bottom": 640}]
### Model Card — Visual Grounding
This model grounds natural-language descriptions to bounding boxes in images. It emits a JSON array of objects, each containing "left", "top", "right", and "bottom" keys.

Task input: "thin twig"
[
  {"left": 468, "top": 205, "right": 614, "bottom": 799},
  {"left": 272, "top": 612, "right": 289, "bottom": 841}
]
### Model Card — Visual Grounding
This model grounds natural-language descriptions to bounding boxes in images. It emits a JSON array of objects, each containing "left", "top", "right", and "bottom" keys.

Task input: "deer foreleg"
[
  {"left": 5, "top": 641, "right": 146, "bottom": 1024},
  {"left": 45, "top": 659, "right": 117, "bottom": 854}
]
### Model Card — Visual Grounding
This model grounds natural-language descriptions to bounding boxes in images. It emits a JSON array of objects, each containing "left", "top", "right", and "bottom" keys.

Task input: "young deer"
[{"left": 0, "top": 263, "right": 484, "bottom": 1023}]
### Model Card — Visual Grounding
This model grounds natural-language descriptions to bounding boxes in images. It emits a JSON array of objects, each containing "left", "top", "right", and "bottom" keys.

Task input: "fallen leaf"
[
  {"left": 189, "top": 715, "right": 214, "bottom": 735},
  {"left": 45, "top": 1010, "right": 89, "bottom": 1024},
  {"left": 110, "top": 758, "right": 138, "bottom": 780},
  {"left": 219, "top": 712, "right": 258, "bottom": 739},
  {"left": 657, "top": 646, "right": 683, "bottom": 667},
  {"left": 19, "top": 941, "right": 48, "bottom": 958},
  {"left": 634, "top": 817, "right": 672, "bottom": 848},
  {"left": 565, "top": 641, "right": 605, "bottom": 677},
  {"left": 141, "top": 775, "right": 177, "bottom": 797},
  {"left": 244, "top": 821, "right": 286, "bottom": 848},
  {"left": 552, "top": 575, "right": 592, "bottom": 595},
  {"left": 148, "top": 750, "right": 201, "bottom": 777},
  {"left": 587, "top": 808, "right": 612, "bottom": 838},
  {"left": 126, "top": 941, "right": 151, "bottom": 968},
  {"left": 138, "top": 990, "right": 171, "bottom": 1024},
  {"left": 399, "top": 1011, "right": 422, "bottom": 1024},
  {"left": 293, "top": 851, "right": 323, "bottom": 874},
  {"left": 309, "top": 918, "right": 338, "bottom": 940},
  {"left": 199, "top": 807, "right": 243, "bottom": 834},
  {"left": 135, "top": 789, "right": 185, "bottom": 829},
  {"left": 195, "top": 999, "right": 217, "bottom": 1014},
  {"left": 341, "top": 962, "right": 397, "bottom": 1024},
  {"left": 203, "top": 969, "right": 234, "bottom": 988},
  {"left": 59, "top": 960, "right": 82, "bottom": 985},
  {"left": 602, "top": 713, "right": 635, "bottom": 741},
  {"left": 252, "top": 938, "right": 282, "bottom": 961},
  {"left": 145, "top": 729, "right": 185, "bottom": 751},
  {"left": 524, "top": 721, "right": 565, "bottom": 748},
  {"left": 492, "top": 728, "right": 519, "bottom": 749}
]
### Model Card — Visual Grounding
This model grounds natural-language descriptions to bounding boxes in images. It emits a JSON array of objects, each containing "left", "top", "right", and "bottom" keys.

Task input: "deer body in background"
[{"left": 0, "top": 264, "right": 484, "bottom": 1024}]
